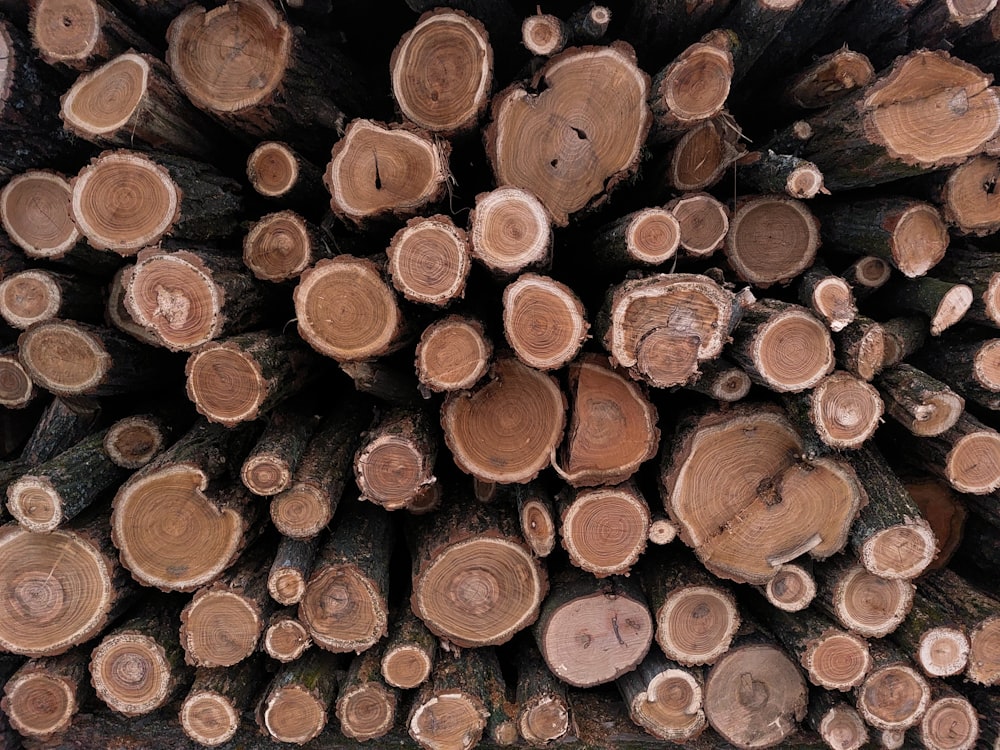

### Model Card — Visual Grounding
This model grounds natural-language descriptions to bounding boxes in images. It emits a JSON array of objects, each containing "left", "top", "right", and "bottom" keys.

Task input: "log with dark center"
[
  {"left": 761, "top": 561, "right": 816, "bottom": 612},
  {"left": 103, "top": 415, "right": 169, "bottom": 471}
]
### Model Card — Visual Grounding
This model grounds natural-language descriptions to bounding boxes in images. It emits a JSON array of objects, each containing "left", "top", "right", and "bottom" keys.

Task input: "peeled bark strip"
[
  {"left": 354, "top": 407, "right": 438, "bottom": 512},
  {"left": 89, "top": 605, "right": 186, "bottom": 717},
  {"left": 468, "top": 186, "right": 552, "bottom": 276},
  {"left": 0, "top": 349, "right": 36, "bottom": 409},
  {"left": 61, "top": 52, "right": 217, "bottom": 160},
  {"left": 904, "top": 475, "right": 966, "bottom": 570},
  {"left": 381, "top": 608, "right": 435, "bottom": 690},
  {"left": 559, "top": 482, "right": 650, "bottom": 578},
  {"left": 262, "top": 609, "right": 312, "bottom": 663},
  {"left": 843, "top": 255, "right": 892, "bottom": 298},
  {"left": 891, "top": 587, "right": 970, "bottom": 678},
  {"left": 515, "top": 639, "right": 570, "bottom": 747},
  {"left": 387, "top": 215, "right": 470, "bottom": 307},
  {"left": 103, "top": 414, "right": 169, "bottom": 471},
  {"left": 71, "top": 150, "right": 243, "bottom": 255},
  {"left": 336, "top": 646, "right": 398, "bottom": 742},
  {"left": 0, "top": 172, "right": 89, "bottom": 262},
  {"left": 246, "top": 141, "right": 324, "bottom": 204},
  {"left": 907, "top": 411, "right": 1000, "bottom": 495},
  {"left": 299, "top": 500, "right": 393, "bottom": 653},
  {"left": 617, "top": 650, "right": 705, "bottom": 742},
  {"left": 761, "top": 561, "right": 815, "bottom": 612},
  {"left": 666, "top": 193, "right": 729, "bottom": 257},
  {"left": 702, "top": 635, "right": 808, "bottom": 749},
  {"left": 855, "top": 641, "right": 930, "bottom": 731},
  {"left": 832, "top": 315, "right": 885, "bottom": 381},
  {"left": 18, "top": 320, "right": 171, "bottom": 398},
  {"left": 914, "top": 337, "right": 1000, "bottom": 411},
  {"left": 19, "top": 396, "right": 100, "bottom": 467},
  {"left": 930, "top": 245, "right": 1000, "bottom": 328},
  {"left": 7, "top": 429, "right": 125, "bottom": 532},
  {"left": 883, "top": 276, "right": 973, "bottom": 336},
  {"left": 415, "top": 315, "right": 491, "bottom": 393},
  {"left": 1, "top": 650, "right": 89, "bottom": 738},
  {"left": 785, "top": 370, "right": 882, "bottom": 451},
  {"left": 325, "top": 119, "right": 449, "bottom": 226},
  {"left": 407, "top": 649, "right": 494, "bottom": 750},
  {"left": 641, "top": 547, "right": 740, "bottom": 667},
  {"left": 243, "top": 211, "right": 327, "bottom": 283},
  {"left": 806, "top": 693, "right": 868, "bottom": 750},
  {"left": 502, "top": 273, "right": 587, "bottom": 371},
  {"left": 391, "top": 9, "right": 492, "bottom": 135},
  {"left": 661, "top": 112, "right": 745, "bottom": 192},
  {"left": 179, "top": 656, "right": 263, "bottom": 747},
  {"left": 648, "top": 40, "right": 733, "bottom": 142},
  {"left": 486, "top": 43, "right": 650, "bottom": 226},
  {"left": 30, "top": 0, "right": 153, "bottom": 70},
  {"left": 876, "top": 364, "right": 965, "bottom": 437},
  {"left": 918, "top": 687, "right": 980, "bottom": 750},
  {"left": 784, "top": 48, "right": 875, "bottom": 110},
  {"left": 532, "top": 567, "right": 652, "bottom": 687},
  {"left": 0, "top": 269, "right": 103, "bottom": 330},
  {"left": 294, "top": 255, "right": 407, "bottom": 363},
  {"left": 179, "top": 549, "right": 273, "bottom": 668},
  {"left": 270, "top": 404, "right": 370, "bottom": 539},
  {"left": 111, "top": 420, "right": 259, "bottom": 592},
  {"left": 736, "top": 150, "right": 825, "bottom": 199},
  {"left": 814, "top": 554, "right": 914, "bottom": 638},
  {"left": 257, "top": 649, "right": 341, "bottom": 745},
  {"left": 242, "top": 406, "right": 321, "bottom": 498},
  {"left": 441, "top": 356, "right": 565, "bottom": 484},
  {"left": 589, "top": 207, "right": 680, "bottom": 268},
  {"left": 796, "top": 264, "right": 856, "bottom": 332}
]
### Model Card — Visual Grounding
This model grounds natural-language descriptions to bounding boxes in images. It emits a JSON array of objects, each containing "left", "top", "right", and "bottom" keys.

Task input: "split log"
[
  {"left": 0, "top": 650, "right": 89, "bottom": 738},
  {"left": 661, "top": 404, "right": 862, "bottom": 584},
  {"left": 903, "top": 475, "right": 967, "bottom": 570},
  {"left": 485, "top": 42, "right": 651, "bottom": 225},
  {"left": 502, "top": 273, "right": 588, "bottom": 370},
  {"left": 71, "top": 150, "right": 243, "bottom": 255},
  {"left": 761, "top": 561, "right": 816, "bottom": 612},
  {"left": 666, "top": 192, "right": 729, "bottom": 258},
  {"left": 641, "top": 547, "right": 740, "bottom": 667},
  {"left": 390, "top": 9, "right": 492, "bottom": 136},
  {"left": 783, "top": 48, "right": 874, "bottom": 110},
  {"left": 441, "top": 356, "right": 566, "bottom": 484},
  {"left": 270, "top": 403, "right": 371, "bottom": 539},
  {"left": 905, "top": 411, "right": 1000, "bottom": 495},
  {"left": 915, "top": 686, "right": 980, "bottom": 750},
  {"left": 381, "top": 607, "right": 435, "bottom": 690},
  {"left": 855, "top": 640, "right": 930, "bottom": 731},
  {"left": 60, "top": 52, "right": 218, "bottom": 160},
  {"left": 299, "top": 500, "right": 393, "bottom": 653},
  {"left": 179, "top": 549, "right": 273, "bottom": 668},
  {"left": 18, "top": 320, "right": 172, "bottom": 398},
  {"left": 724, "top": 195, "right": 819, "bottom": 288},
  {"left": 881, "top": 276, "right": 973, "bottom": 336},
  {"left": 111, "top": 420, "right": 259, "bottom": 592},
  {"left": 876, "top": 364, "right": 965, "bottom": 437},
  {"left": 179, "top": 656, "right": 263, "bottom": 747},
  {"left": 354, "top": 407, "right": 438, "bottom": 512},
  {"left": 660, "top": 112, "right": 745, "bottom": 192},
  {"left": 246, "top": 141, "right": 325, "bottom": 205},
  {"left": 842, "top": 255, "right": 892, "bottom": 299},
  {"left": 930, "top": 245, "right": 1000, "bottom": 328},
  {"left": 242, "top": 211, "right": 328, "bottom": 283},
  {"left": 796, "top": 264, "right": 856, "bottom": 332},
  {"left": 19, "top": 396, "right": 100, "bottom": 466},
  {"left": 6, "top": 428, "right": 126, "bottom": 532},
  {"left": 415, "top": 314, "right": 491, "bottom": 394},
  {"left": 515, "top": 639, "right": 571, "bottom": 747},
  {"left": 532, "top": 566, "right": 653, "bottom": 688},
  {"left": 335, "top": 645, "right": 398, "bottom": 742},
  {"left": 468, "top": 186, "right": 552, "bottom": 275},
  {"left": 616, "top": 650, "right": 706, "bottom": 743},
  {"left": 783, "top": 370, "right": 883, "bottom": 451},
  {"left": 558, "top": 482, "right": 650, "bottom": 578},
  {"left": 0, "top": 269, "right": 103, "bottom": 330},
  {"left": 589, "top": 207, "right": 680, "bottom": 268},
  {"left": 30, "top": 0, "right": 153, "bottom": 71},
  {"left": 407, "top": 649, "right": 495, "bottom": 750},
  {"left": 831, "top": 315, "right": 885, "bottom": 381},
  {"left": 648, "top": 39, "right": 733, "bottom": 143},
  {"left": 880, "top": 315, "right": 926, "bottom": 369},
  {"left": 736, "top": 150, "right": 825, "bottom": 199},
  {"left": 89, "top": 604, "right": 187, "bottom": 717},
  {"left": 805, "top": 693, "right": 868, "bottom": 750},
  {"left": 410, "top": 495, "right": 546, "bottom": 648},
  {"left": 891, "top": 587, "right": 971, "bottom": 678},
  {"left": 241, "top": 404, "right": 321, "bottom": 498},
  {"left": 293, "top": 255, "right": 408, "bottom": 363},
  {"left": 256, "top": 649, "right": 341, "bottom": 745},
  {"left": 262, "top": 609, "right": 312, "bottom": 663},
  {"left": 913, "top": 337, "right": 1000, "bottom": 411},
  {"left": 814, "top": 554, "right": 914, "bottom": 638},
  {"left": 553, "top": 354, "right": 659, "bottom": 488},
  {"left": 0, "top": 348, "right": 36, "bottom": 409},
  {"left": 686, "top": 358, "right": 751, "bottom": 402},
  {"left": 386, "top": 215, "right": 471, "bottom": 307}
]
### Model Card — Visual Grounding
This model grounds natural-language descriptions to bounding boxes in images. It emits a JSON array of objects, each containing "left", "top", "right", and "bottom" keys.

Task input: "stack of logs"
[{"left": 1, "top": 0, "right": 1000, "bottom": 748}]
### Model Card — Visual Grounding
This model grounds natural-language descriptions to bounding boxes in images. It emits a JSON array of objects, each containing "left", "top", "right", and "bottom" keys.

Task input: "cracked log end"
[{"left": 300, "top": 566, "right": 387, "bottom": 653}]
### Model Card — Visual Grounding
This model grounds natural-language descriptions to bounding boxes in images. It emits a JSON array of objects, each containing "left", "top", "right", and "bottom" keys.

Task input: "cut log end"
[
  {"left": 670, "top": 194, "right": 729, "bottom": 257},
  {"left": 271, "top": 486, "right": 331, "bottom": 539},
  {"left": 920, "top": 696, "right": 980, "bottom": 750},
  {"left": 503, "top": 274, "right": 587, "bottom": 371},
  {"left": 382, "top": 645, "right": 432, "bottom": 690},
  {"left": 787, "top": 50, "right": 874, "bottom": 110},
  {"left": 808, "top": 276, "right": 856, "bottom": 332},
  {"left": 520, "top": 497, "right": 557, "bottom": 557},
  {"left": 625, "top": 668, "right": 705, "bottom": 742},
  {"left": 182, "top": 592, "right": 260, "bottom": 667},
  {"left": 300, "top": 566, "right": 387, "bottom": 652},
  {"left": 262, "top": 686, "right": 327, "bottom": 745},
  {"left": 750, "top": 307, "right": 834, "bottom": 392},
  {"left": 387, "top": 216, "right": 470, "bottom": 306},
  {"left": 0, "top": 270, "right": 61, "bottom": 329},
  {"left": 647, "top": 517, "right": 678, "bottom": 546},
  {"left": 786, "top": 162, "right": 825, "bottom": 199},
  {"left": 561, "top": 486, "right": 649, "bottom": 577},
  {"left": 0, "top": 171, "right": 80, "bottom": 259},
  {"left": 104, "top": 416, "right": 164, "bottom": 470},
  {"left": 518, "top": 695, "right": 570, "bottom": 746},
  {"left": 818, "top": 704, "right": 869, "bottom": 750},
  {"left": 860, "top": 519, "right": 937, "bottom": 580},
  {"left": 7, "top": 477, "right": 63, "bottom": 532},
  {"left": 244, "top": 211, "right": 316, "bottom": 282},
  {"left": 898, "top": 204, "right": 952, "bottom": 279},
  {"left": 763, "top": 562, "right": 816, "bottom": 612},
  {"left": 180, "top": 690, "right": 240, "bottom": 747},
  {"left": 656, "top": 43, "right": 732, "bottom": 126},
  {"left": 725, "top": 197, "right": 819, "bottom": 288},
  {"left": 667, "top": 115, "right": 743, "bottom": 193},
  {"left": 811, "top": 371, "right": 883, "bottom": 449},
  {"left": 656, "top": 585, "right": 740, "bottom": 666},
  {"left": 247, "top": 142, "right": 299, "bottom": 198},
  {"left": 974, "top": 340, "right": 1000, "bottom": 390},
  {"left": 90, "top": 633, "right": 172, "bottom": 716},
  {"left": 337, "top": 682, "right": 396, "bottom": 741},
  {"left": 947, "top": 428, "right": 1000, "bottom": 494},
  {"left": 416, "top": 315, "right": 491, "bottom": 393},
  {"left": 847, "top": 256, "right": 892, "bottom": 291},
  {"left": 521, "top": 14, "right": 566, "bottom": 56},
  {"left": 31, "top": 0, "right": 103, "bottom": 64},
  {"left": 918, "top": 627, "right": 970, "bottom": 677},
  {"left": 263, "top": 618, "right": 312, "bottom": 662},
  {"left": 968, "top": 616, "right": 1000, "bottom": 685},
  {"left": 943, "top": 154, "right": 1000, "bottom": 235},
  {"left": 356, "top": 435, "right": 435, "bottom": 511},
  {"left": 185, "top": 344, "right": 266, "bottom": 427},
  {"left": 18, "top": 321, "right": 109, "bottom": 397},
  {"left": 624, "top": 208, "right": 680, "bottom": 264},
  {"left": 61, "top": 53, "right": 149, "bottom": 137},
  {"left": 0, "top": 353, "right": 36, "bottom": 408},
  {"left": 929, "top": 283, "right": 974, "bottom": 336},
  {"left": 2, "top": 669, "right": 77, "bottom": 738},
  {"left": 802, "top": 630, "right": 871, "bottom": 691},
  {"left": 469, "top": 187, "right": 551, "bottom": 275},
  {"left": 833, "top": 565, "right": 914, "bottom": 637},
  {"left": 409, "top": 693, "right": 487, "bottom": 750},
  {"left": 267, "top": 568, "right": 307, "bottom": 607},
  {"left": 858, "top": 664, "right": 930, "bottom": 730}
]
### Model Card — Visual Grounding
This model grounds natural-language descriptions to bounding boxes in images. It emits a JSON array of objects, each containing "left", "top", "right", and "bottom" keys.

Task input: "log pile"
[{"left": 2, "top": 1, "right": 1000, "bottom": 749}]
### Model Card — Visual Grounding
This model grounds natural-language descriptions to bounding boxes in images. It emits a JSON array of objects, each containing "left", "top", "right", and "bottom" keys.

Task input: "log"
[
  {"left": 796, "top": 264, "right": 856, "bottom": 332},
  {"left": 415, "top": 314, "right": 492, "bottom": 394},
  {"left": 340, "top": 359, "right": 424, "bottom": 408},
  {"left": 30, "top": 0, "right": 153, "bottom": 71},
  {"left": 521, "top": 12, "right": 568, "bottom": 57},
  {"left": 666, "top": 192, "right": 729, "bottom": 258},
  {"left": 485, "top": 42, "right": 651, "bottom": 225},
  {"left": 386, "top": 215, "right": 471, "bottom": 307},
  {"left": 353, "top": 406, "right": 438, "bottom": 512},
  {"left": 532, "top": 566, "right": 653, "bottom": 688},
  {"left": 515, "top": 638, "right": 571, "bottom": 747},
  {"left": 0, "top": 649, "right": 89, "bottom": 738},
  {"left": 105, "top": 266, "right": 162, "bottom": 348},
  {"left": 890, "top": 586, "right": 971, "bottom": 678},
  {"left": 905, "top": 410, "right": 1000, "bottom": 495},
  {"left": 964, "top": 686, "right": 999, "bottom": 750},
  {"left": 298, "top": 500, "right": 393, "bottom": 653},
  {"left": 0, "top": 18, "right": 65, "bottom": 134},
  {"left": 760, "top": 560, "right": 815, "bottom": 612},
  {"left": 616, "top": 650, "right": 706, "bottom": 743},
  {"left": 782, "top": 370, "right": 883, "bottom": 451},
  {"left": 559, "top": 482, "right": 650, "bottom": 578},
  {"left": 256, "top": 649, "right": 342, "bottom": 745},
  {"left": 507, "top": 482, "right": 557, "bottom": 557},
  {"left": 0, "top": 269, "right": 103, "bottom": 330},
  {"left": 19, "top": 396, "right": 100, "bottom": 466},
  {"left": 623, "top": 0, "right": 733, "bottom": 69},
  {"left": 179, "top": 656, "right": 264, "bottom": 747},
  {"left": 881, "top": 276, "right": 973, "bottom": 336},
  {"left": 390, "top": 9, "right": 492, "bottom": 136},
  {"left": 842, "top": 255, "right": 892, "bottom": 299},
  {"left": 805, "top": 693, "right": 868, "bottom": 750},
  {"left": 0, "top": 348, "right": 36, "bottom": 409},
  {"left": 242, "top": 404, "right": 321, "bottom": 498},
  {"left": 929, "top": 244, "right": 1000, "bottom": 328},
  {"left": 242, "top": 211, "right": 329, "bottom": 283},
  {"left": 831, "top": 315, "right": 885, "bottom": 381},
  {"left": 502, "top": 273, "right": 588, "bottom": 371},
  {"left": 588, "top": 207, "right": 680, "bottom": 268},
  {"left": 736, "top": 149, "right": 825, "bottom": 199},
  {"left": 905, "top": 0, "right": 996, "bottom": 50},
  {"left": 903, "top": 474, "right": 967, "bottom": 571},
  {"left": 381, "top": 607, "right": 436, "bottom": 690},
  {"left": 660, "top": 111, "right": 745, "bottom": 192},
  {"left": 914, "top": 686, "right": 980, "bottom": 750},
  {"left": 245, "top": 142, "right": 324, "bottom": 206},
  {"left": 648, "top": 39, "right": 733, "bottom": 143},
  {"left": 876, "top": 363, "right": 965, "bottom": 437},
  {"left": 813, "top": 554, "right": 914, "bottom": 638},
  {"left": 724, "top": 195, "right": 819, "bottom": 287},
  {"left": 441, "top": 356, "right": 566, "bottom": 484},
  {"left": 913, "top": 337, "right": 1000, "bottom": 411},
  {"left": 262, "top": 609, "right": 312, "bottom": 663},
  {"left": 918, "top": 155, "right": 1000, "bottom": 236},
  {"left": 335, "top": 645, "right": 398, "bottom": 742},
  {"left": 686, "top": 358, "right": 752, "bottom": 402},
  {"left": 89, "top": 604, "right": 187, "bottom": 717},
  {"left": 855, "top": 640, "right": 930, "bottom": 731},
  {"left": 880, "top": 315, "right": 926, "bottom": 369},
  {"left": 783, "top": 48, "right": 874, "bottom": 110},
  {"left": 111, "top": 420, "right": 259, "bottom": 592},
  {"left": 407, "top": 649, "right": 495, "bottom": 750},
  {"left": 468, "top": 186, "right": 552, "bottom": 276},
  {"left": 101, "top": 414, "right": 171, "bottom": 471},
  {"left": 410, "top": 495, "right": 546, "bottom": 648}
]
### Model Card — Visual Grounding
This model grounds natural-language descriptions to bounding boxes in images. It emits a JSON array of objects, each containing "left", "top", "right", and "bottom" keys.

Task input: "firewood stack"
[{"left": 2, "top": 0, "right": 1000, "bottom": 748}]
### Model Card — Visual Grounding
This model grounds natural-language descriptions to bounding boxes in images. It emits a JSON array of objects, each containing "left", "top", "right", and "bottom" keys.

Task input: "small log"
[
  {"left": 256, "top": 649, "right": 342, "bottom": 745},
  {"left": 111, "top": 420, "right": 259, "bottom": 592},
  {"left": 410, "top": 495, "right": 547, "bottom": 648},
  {"left": 0, "top": 348, "right": 36, "bottom": 409},
  {"left": 468, "top": 186, "right": 552, "bottom": 276},
  {"left": 441, "top": 356, "right": 566, "bottom": 484},
  {"left": 242, "top": 404, "right": 322, "bottom": 498},
  {"left": 502, "top": 273, "right": 588, "bottom": 370},
  {"left": 89, "top": 604, "right": 187, "bottom": 717},
  {"left": 660, "top": 111, "right": 745, "bottom": 192},
  {"left": 515, "top": 638, "right": 571, "bottom": 747},
  {"left": 6, "top": 428, "right": 126, "bottom": 532},
  {"left": 915, "top": 686, "right": 980, "bottom": 750},
  {"left": 104, "top": 266, "right": 162, "bottom": 348},
  {"left": 876, "top": 363, "right": 965, "bottom": 437},
  {"left": 783, "top": 370, "right": 882, "bottom": 451},
  {"left": 506, "top": 483, "right": 557, "bottom": 557},
  {"left": 30, "top": 0, "right": 153, "bottom": 71},
  {"left": 532, "top": 567, "right": 652, "bottom": 688},
  {"left": 293, "top": 255, "right": 408, "bottom": 363},
  {"left": 842, "top": 256, "right": 892, "bottom": 302},
  {"left": 179, "top": 656, "right": 264, "bottom": 747},
  {"left": 903, "top": 474, "right": 967, "bottom": 570},
  {"left": 617, "top": 650, "right": 706, "bottom": 742},
  {"left": 796, "top": 264, "right": 856, "bottom": 332},
  {"left": 880, "top": 315, "right": 926, "bottom": 368},
  {"left": 0, "top": 269, "right": 103, "bottom": 330},
  {"left": 921, "top": 155, "right": 1000, "bottom": 236},
  {"left": 485, "top": 43, "right": 651, "bottom": 226},
  {"left": 0, "top": 650, "right": 89, "bottom": 738},
  {"left": 805, "top": 693, "right": 868, "bottom": 750},
  {"left": 686, "top": 358, "right": 751, "bottom": 402},
  {"left": 589, "top": 207, "right": 679, "bottom": 269},
  {"left": 325, "top": 119, "right": 449, "bottom": 227},
  {"left": 559, "top": 482, "right": 650, "bottom": 578},
  {"left": 242, "top": 211, "right": 328, "bottom": 283},
  {"left": 336, "top": 645, "right": 398, "bottom": 742},
  {"left": 102, "top": 414, "right": 169, "bottom": 471},
  {"left": 891, "top": 587, "right": 970, "bottom": 678},
  {"left": 906, "top": 410, "right": 1000, "bottom": 495},
  {"left": 270, "top": 403, "right": 371, "bottom": 539},
  {"left": 391, "top": 9, "right": 492, "bottom": 136},
  {"left": 760, "top": 560, "right": 816, "bottom": 612},
  {"left": 567, "top": 3, "right": 611, "bottom": 42},
  {"left": 855, "top": 640, "right": 930, "bottom": 731},
  {"left": 930, "top": 245, "right": 1000, "bottom": 328},
  {"left": 354, "top": 406, "right": 438, "bottom": 512},
  {"left": 246, "top": 141, "right": 324, "bottom": 205},
  {"left": 736, "top": 150, "right": 825, "bottom": 199},
  {"left": 913, "top": 337, "right": 1000, "bottom": 411},
  {"left": 71, "top": 150, "right": 243, "bottom": 255},
  {"left": 179, "top": 549, "right": 274, "bottom": 668},
  {"left": 381, "top": 607, "right": 435, "bottom": 690},
  {"left": 262, "top": 609, "right": 312, "bottom": 663},
  {"left": 521, "top": 12, "right": 567, "bottom": 56},
  {"left": 414, "top": 314, "right": 492, "bottom": 394},
  {"left": 648, "top": 39, "right": 733, "bottom": 143},
  {"left": 299, "top": 500, "right": 393, "bottom": 653},
  {"left": 19, "top": 396, "right": 100, "bottom": 466},
  {"left": 407, "top": 649, "right": 495, "bottom": 750},
  {"left": 882, "top": 276, "right": 973, "bottom": 336},
  {"left": 783, "top": 48, "right": 874, "bottom": 110},
  {"left": 386, "top": 215, "right": 471, "bottom": 307},
  {"left": 641, "top": 546, "right": 740, "bottom": 667},
  {"left": 831, "top": 314, "right": 885, "bottom": 381},
  {"left": 666, "top": 192, "right": 729, "bottom": 258},
  {"left": 813, "top": 554, "right": 914, "bottom": 638}
]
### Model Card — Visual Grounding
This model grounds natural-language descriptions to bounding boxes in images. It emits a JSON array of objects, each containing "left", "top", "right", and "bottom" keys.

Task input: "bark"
[
  {"left": 340, "top": 359, "right": 423, "bottom": 407},
  {"left": 0, "top": 269, "right": 103, "bottom": 330},
  {"left": 876, "top": 363, "right": 965, "bottom": 439},
  {"left": 904, "top": 410, "right": 1000, "bottom": 495},
  {"left": 558, "top": 482, "right": 650, "bottom": 578},
  {"left": 256, "top": 649, "right": 343, "bottom": 745},
  {"left": 881, "top": 276, "right": 973, "bottom": 336},
  {"left": 354, "top": 406, "right": 438, "bottom": 512},
  {"left": 685, "top": 358, "right": 751, "bottom": 402},
  {"left": 913, "top": 337, "right": 1000, "bottom": 410},
  {"left": 796, "top": 263, "right": 855, "bottom": 332},
  {"left": 19, "top": 396, "right": 100, "bottom": 466},
  {"left": 505, "top": 482, "right": 557, "bottom": 558},
  {"left": 929, "top": 244, "right": 1000, "bottom": 328},
  {"left": 735, "top": 149, "right": 825, "bottom": 198},
  {"left": 241, "top": 403, "right": 322, "bottom": 498},
  {"left": 902, "top": 474, "right": 967, "bottom": 571},
  {"left": 386, "top": 214, "right": 471, "bottom": 307},
  {"left": 105, "top": 265, "right": 162, "bottom": 348},
  {"left": 415, "top": 314, "right": 492, "bottom": 394},
  {"left": 616, "top": 649, "right": 706, "bottom": 743},
  {"left": 242, "top": 210, "right": 330, "bottom": 283},
  {"left": 179, "top": 656, "right": 264, "bottom": 747},
  {"left": 262, "top": 608, "right": 312, "bottom": 663},
  {"left": 381, "top": 607, "right": 436, "bottom": 690},
  {"left": 267, "top": 535, "right": 319, "bottom": 607},
  {"left": 813, "top": 553, "right": 914, "bottom": 638},
  {"left": 805, "top": 692, "right": 868, "bottom": 750},
  {"left": 515, "top": 638, "right": 571, "bottom": 746},
  {"left": 0, "top": 649, "right": 90, "bottom": 738},
  {"left": 880, "top": 315, "right": 927, "bottom": 368},
  {"left": 588, "top": 207, "right": 680, "bottom": 268},
  {"left": 407, "top": 649, "right": 494, "bottom": 750},
  {"left": 502, "top": 273, "right": 588, "bottom": 371},
  {"left": 623, "top": 0, "right": 734, "bottom": 69},
  {"left": 0, "top": 19, "right": 66, "bottom": 134},
  {"left": 783, "top": 48, "right": 874, "bottom": 110},
  {"left": 336, "top": 645, "right": 399, "bottom": 742},
  {"left": 665, "top": 193, "right": 730, "bottom": 258},
  {"left": 468, "top": 186, "right": 552, "bottom": 276},
  {"left": 831, "top": 314, "right": 885, "bottom": 381}
]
